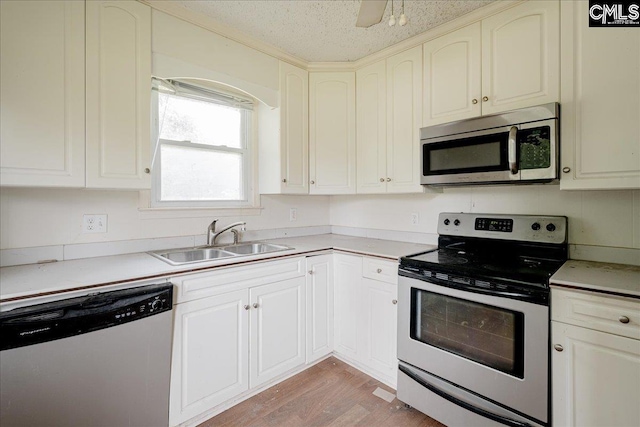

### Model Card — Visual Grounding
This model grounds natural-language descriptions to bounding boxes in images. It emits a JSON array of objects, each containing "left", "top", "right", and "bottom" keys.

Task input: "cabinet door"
[
  {"left": 170, "top": 290, "right": 249, "bottom": 426},
  {"left": 333, "top": 254, "right": 363, "bottom": 360},
  {"left": 249, "top": 276, "right": 306, "bottom": 388},
  {"left": 361, "top": 277, "right": 398, "bottom": 385},
  {"left": 356, "top": 60, "right": 387, "bottom": 194},
  {"left": 306, "top": 255, "right": 334, "bottom": 363},
  {"left": 481, "top": 0, "right": 559, "bottom": 115},
  {"left": 309, "top": 72, "right": 356, "bottom": 194},
  {"left": 559, "top": 0, "right": 640, "bottom": 190},
  {"left": 0, "top": 1, "right": 85, "bottom": 187},
  {"left": 423, "top": 22, "right": 481, "bottom": 126},
  {"left": 552, "top": 322, "right": 640, "bottom": 427},
  {"left": 386, "top": 46, "right": 423, "bottom": 193},
  {"left": 280, "top": 62, "right": 309, "bottom": 194},
  {"left": 86, "top": 0, "right": 151, "bottom": 189}
]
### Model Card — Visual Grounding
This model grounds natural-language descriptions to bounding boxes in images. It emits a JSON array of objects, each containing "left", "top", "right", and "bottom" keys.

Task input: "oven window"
[{"left": 410, "top": 289, "right": 524, "bottom": 378}]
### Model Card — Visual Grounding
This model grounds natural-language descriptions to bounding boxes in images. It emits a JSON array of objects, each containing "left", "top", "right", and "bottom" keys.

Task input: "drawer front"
[
  {"left": 362, "top": 257, "right": 398, "bottom": 285},
  {"left": 552, "top": 288, "right": 640, "bottom": 340},
  {"left": 172, "top": 257, "right": 306, "bottom": 303}
]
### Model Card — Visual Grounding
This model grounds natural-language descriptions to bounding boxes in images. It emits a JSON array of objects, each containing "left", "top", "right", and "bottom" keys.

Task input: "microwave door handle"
[
  {"left": 508, "top": 126, "right": 518, "bottom": 175},
  {"left": 398, "top": 365, "right": 532, "bottom": 427}
]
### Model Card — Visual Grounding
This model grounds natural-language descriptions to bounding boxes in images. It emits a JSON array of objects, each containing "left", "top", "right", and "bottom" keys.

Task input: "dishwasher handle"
[{"left": 0, "top": 283, "right": 172, "bottom": 351}]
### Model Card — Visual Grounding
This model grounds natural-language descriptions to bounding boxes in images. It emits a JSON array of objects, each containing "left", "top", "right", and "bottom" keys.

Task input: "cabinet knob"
[
  {"left": 619, "top": 316, "right": 630, "bottom": 324},
  {"left": 377, "top": 268, "right": 382, "bottom": 273},
  {"left": 386, "top": 178, "right": 391, "bottom": 182},
  {"left": 144, "top": 168, "right": 150, "bottom": 174},
  {"left": 562, "top": 167, "right": 571, "bottom": 174},
  {"left": 308, "top": 270, "right": 314, "bottom": 275},
  {"left": 392, "top": 299, "right": 398, "bottom": 305},
  {"left": 310, "top": 180, "right": 315, "bottom": 185},
  {"left": 253, "top": 303, "right": 259, "bottom": 309},
  {"left": 380, "top": 178, "right": 385, "bottom": 182},
  {"left": 244, "top": 305, "right": 250, "bottom": 311},
  {"left": 282, "top": 178, "right": 287, "bottom": 183},
  {"left": 482, "top": 96, "right": 489, "bottom": 102},
  {"left": 554, "top": 344, "right": 564, "bottom": 352},
  {"left": 472, "top": 99, "right": 478, "bottom": 104}
]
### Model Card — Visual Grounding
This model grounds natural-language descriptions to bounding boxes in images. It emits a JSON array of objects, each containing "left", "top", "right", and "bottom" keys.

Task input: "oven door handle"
[
  {"left": 508, "top": 126, "right": 519, "bottom": 175},
  {"left": 398, "top": 365, "right": 532, "bottom": 427}
]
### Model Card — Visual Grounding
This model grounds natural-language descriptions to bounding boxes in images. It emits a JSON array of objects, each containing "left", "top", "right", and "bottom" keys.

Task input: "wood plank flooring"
[{"left": 199, "top": 357, "right": 445, "bottom": 427}]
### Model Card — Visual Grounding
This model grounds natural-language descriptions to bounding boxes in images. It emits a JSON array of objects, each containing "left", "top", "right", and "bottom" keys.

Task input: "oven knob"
[
  {"left": 454, "top": 219, "right": 460, "bottom": 226},
  {"left": 531, "top": 222, "right": 541, "bottom": 231},
  {"left": 546, "top": 223, "right": 556, "bottom": 232},
  {"left": 444, "top": 219, "right": 450, "bottom": 225}
]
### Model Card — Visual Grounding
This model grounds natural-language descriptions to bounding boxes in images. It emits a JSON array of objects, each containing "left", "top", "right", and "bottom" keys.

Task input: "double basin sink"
[{"left": 149, "top": 242, "right": 292, "bottom": 266}]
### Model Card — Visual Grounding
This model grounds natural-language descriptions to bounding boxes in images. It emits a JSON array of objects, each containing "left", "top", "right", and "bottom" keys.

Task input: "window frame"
[{"left": 149, "top": 80, "right": 258, "bottom": 209}]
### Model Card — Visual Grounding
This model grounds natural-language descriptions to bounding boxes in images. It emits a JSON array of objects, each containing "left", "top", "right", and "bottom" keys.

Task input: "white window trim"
[{"left": 146, "top": 80, "right": 260, "bottom": 210}]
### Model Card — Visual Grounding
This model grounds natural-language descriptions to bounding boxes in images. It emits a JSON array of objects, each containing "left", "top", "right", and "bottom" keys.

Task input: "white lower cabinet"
[
  {"left": 306, "top": 255, "right": 334, "bottom": 363},
  {"left": 361, "top": 277, "right": 397, "bottom": 381},
  {"left": 333, "top": 254, "right": 362, "bottom": 360}
]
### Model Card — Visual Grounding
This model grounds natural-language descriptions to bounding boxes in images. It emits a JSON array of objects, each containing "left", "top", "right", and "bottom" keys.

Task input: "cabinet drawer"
[
  {"left": 172, "top": 257, "right": 305, "bottom": 303},
  {"left": 552, "top": 288, "right": 640, "bottom": 340},
  {"left": 362, "top": 257, "right": 398, "bottom": 285}
]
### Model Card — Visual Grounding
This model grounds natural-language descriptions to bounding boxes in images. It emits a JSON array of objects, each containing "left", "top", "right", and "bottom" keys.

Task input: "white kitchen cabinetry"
[
  {"left": 0, "top": 1, "right": 85, "bottom": 187},
  {"left": 259, "top": 62, "right": 309, "bottom": 194},
  {"left": 85, "top": 0, "right": 152, "bottom": 189},
  {"left": 334, "top": 253, "right": 399, "bottom": 386},
  {"left": 249, "top": 276, "right": 306, "bottom": 389},
  {"left": 423, "top": 23, "right": 481, "bottom": 127},
  {"left": 356, "top": 48, "right": 423, "bottom": 194},
  {"left": 423, "top": 1, "right": 559, "bottom": 125},
  {"left": 559, "top": 0, "right": 640, "bottom": 190},
  {"left": 551, "top": 288, "right": 640, "bottom": 427},
  {"left": 170, "top": 290, "right": 249, "bottom": 427},
  {"left": 306, "top": 255, "right": 334, "bottom": 363},
  {"left": 309, "top": 72, "right": 356, "bottom": 194}
]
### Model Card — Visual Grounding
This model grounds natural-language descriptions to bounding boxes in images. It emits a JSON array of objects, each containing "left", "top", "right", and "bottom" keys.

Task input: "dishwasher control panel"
[{"left": 113, "top": 291, "right": 171, "bottom": 322}]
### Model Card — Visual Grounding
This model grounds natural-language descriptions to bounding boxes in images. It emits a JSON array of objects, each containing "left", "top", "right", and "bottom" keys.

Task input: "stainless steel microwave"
[{"left": 420, "top": 103, "right": 559, "bottom": 186}]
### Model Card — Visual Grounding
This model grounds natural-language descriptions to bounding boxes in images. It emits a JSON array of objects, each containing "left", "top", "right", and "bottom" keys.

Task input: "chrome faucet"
[{"left": 208, "top": 221, "right": 246, "bottom": 246}]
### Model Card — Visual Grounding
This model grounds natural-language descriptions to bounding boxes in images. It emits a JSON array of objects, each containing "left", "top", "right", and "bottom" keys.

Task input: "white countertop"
[
  {"left": 0, "top": 234, "right": 434, "bottom": 302},
  {"left": 551, "top": 260, "right": 640, "bottom": 298}
]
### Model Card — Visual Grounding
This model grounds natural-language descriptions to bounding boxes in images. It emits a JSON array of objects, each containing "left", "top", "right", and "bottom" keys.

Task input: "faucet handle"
[{"left": 209, "top": 219, "right": 218, "bottom": 231}]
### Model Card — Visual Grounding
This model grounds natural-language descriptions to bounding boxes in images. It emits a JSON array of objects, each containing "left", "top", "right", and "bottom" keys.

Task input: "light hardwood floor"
[{"left": 200, "top": 357, "right": 445, "bottom": 426}]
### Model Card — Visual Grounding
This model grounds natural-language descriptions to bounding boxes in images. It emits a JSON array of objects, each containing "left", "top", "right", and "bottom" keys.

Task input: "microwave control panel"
[{"left": 518, "top": 126, "right": 551, "bottom": 170}]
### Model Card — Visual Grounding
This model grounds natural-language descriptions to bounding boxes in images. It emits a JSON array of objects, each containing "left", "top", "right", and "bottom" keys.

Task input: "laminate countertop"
[
  {"left": 0, "top": 234, "right": 435, "bottom": 302},
  {"left": 551, "top": 260, "right": 640, "bottom": 298}
]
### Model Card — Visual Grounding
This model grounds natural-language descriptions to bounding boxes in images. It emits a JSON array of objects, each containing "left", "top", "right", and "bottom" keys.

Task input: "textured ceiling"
[{"left": 172, "top": 1, "right": 494, "bottom": 62}]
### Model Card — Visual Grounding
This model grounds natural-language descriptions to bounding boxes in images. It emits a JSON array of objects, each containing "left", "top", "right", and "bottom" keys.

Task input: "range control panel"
[{"left": 438, "top": 213, "right": 567, "bottom": 244}]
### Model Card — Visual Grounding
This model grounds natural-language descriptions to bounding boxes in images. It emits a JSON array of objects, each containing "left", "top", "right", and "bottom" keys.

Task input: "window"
[{"left": 151, "top": 79, "right": 255, "bottom": 207}]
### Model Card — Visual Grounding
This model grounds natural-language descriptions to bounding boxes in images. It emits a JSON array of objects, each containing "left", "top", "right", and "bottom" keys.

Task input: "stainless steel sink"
[
  {"left": 149, "top": 247, "right": 236, "bottom": 265},
  {"left": 149, "top": 242, "right": 292, "bottom": 265},
  {"left": 222, "top": 242, "right": 290, "bottom": 255}
]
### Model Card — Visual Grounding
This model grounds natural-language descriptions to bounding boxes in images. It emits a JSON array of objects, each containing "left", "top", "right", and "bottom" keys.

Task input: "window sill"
[{"left": 137, "top": 191, "right": 263, "bottom": 219}]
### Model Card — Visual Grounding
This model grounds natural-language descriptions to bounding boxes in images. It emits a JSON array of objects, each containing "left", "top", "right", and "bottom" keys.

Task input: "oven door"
[{"left": 397, "top": 275, "right": 549, "bottom": 424}]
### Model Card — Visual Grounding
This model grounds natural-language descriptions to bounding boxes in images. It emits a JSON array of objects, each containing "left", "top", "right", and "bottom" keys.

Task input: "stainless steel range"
[{"left": 397, "top": 213, "right": 568, "bottom": 427}]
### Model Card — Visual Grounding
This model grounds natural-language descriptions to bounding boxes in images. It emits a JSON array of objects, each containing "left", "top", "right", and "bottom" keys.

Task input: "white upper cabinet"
[
  {"left": 559, "top": 0, "right": 640, "bottom": 190},
  {"left": 0, "top": 1, "right": 85, "bottom": 187},
  {"left": 86, "top": 0, "right": 152, "bottom": 189},
  {"left": 423, "top": 23, "right": 481, "bottom": 127},
  {"left": 309, "top": 72, "right": 356, "bottom": 194},
  {"left": 481, "top": 0, "right": 559, "bottom": 115},
  {"left": 386, "top": 46, "right": 423, "bottom": 193},
  {"left": 259, "top": 62, "right": 309, "bottom": 194},
  {"left": 356, "top": 61, "right": 387, "bottom": 194}
]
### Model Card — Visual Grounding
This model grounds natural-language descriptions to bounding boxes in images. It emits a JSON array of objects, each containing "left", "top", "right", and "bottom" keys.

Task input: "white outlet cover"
[
  {"left": 411, "top": 213, "right": 419, "bottom": 225},
  {"left": 289, "top": 208, "right": 297, "bottom": 222},
  {"left": 83, "top": 214, "right": 107, "bottom": 233}
]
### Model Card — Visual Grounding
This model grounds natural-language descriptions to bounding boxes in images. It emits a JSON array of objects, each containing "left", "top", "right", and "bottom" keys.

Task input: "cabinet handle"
[
  {"left": 472, "top": 99, "right": 478, "bottom": 104},
  {"left": 386, "top": 178, "right": 391, "bottom": 182},
  {"left": 310, "top": 180, "right": 315, "bottom": 185},
  {"left": 562, "top": 167, "right": 571, "bottom": 174},
  {"left": 244, "top": 305, "right": 250, "bottom": 310},
  {"left": 253, "top": 303, "right": 259, "bottom": 309},
  {"left": 554, "top": 344, "right": 564, "bottom": 352},
  {"left": 377, "top": 268, "right": 382, "bottom": 273},
  {"left": 380, "top": 178, "right": 385, "bottom": 182},
  {"left": 282, "top": 178, "right": 287, "bottom": 183},
  {"left": 308, "top": 270, "right": 314, "bottom": 275},
  {"left": 482, "top": 96, "right": 489, "bottom": 102},
  {"left": 619, "top": 316, "right": 630, "bottom": 324},
  {"left": 392, "top": 299, "right": 398, "bottom": 305},
  {"left": 144, "top": 168, "right": 150, "bottom": 174}
]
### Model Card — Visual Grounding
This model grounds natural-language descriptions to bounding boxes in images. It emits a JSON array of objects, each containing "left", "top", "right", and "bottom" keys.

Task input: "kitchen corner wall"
[
  {"left": 0, "top": 188, "right": 330, "bottom": 249},
  {"left": 330, "top": 186, "right": 640, "bottom": 252}
]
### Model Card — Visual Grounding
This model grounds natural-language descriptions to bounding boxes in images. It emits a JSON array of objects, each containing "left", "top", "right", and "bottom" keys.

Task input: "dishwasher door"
[{"left": 0, "top": 283, "right": 173, "bottom": 427}]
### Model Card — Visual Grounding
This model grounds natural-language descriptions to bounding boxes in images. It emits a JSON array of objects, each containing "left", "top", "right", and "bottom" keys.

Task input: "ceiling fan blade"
[{"left": 356, "top": 0, "right": 388, "bottom": 28}]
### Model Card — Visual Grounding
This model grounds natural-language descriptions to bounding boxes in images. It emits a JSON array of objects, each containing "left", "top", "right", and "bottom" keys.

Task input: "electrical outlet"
[
  {"left": 83, "top": 214, "right": 107, "bottom": 233},
  {"left": 411, "top": 213, "right": 420, "bottom": 225},
  {"left": 289, "top": 208, "right": 297, "bottom": 222}
]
